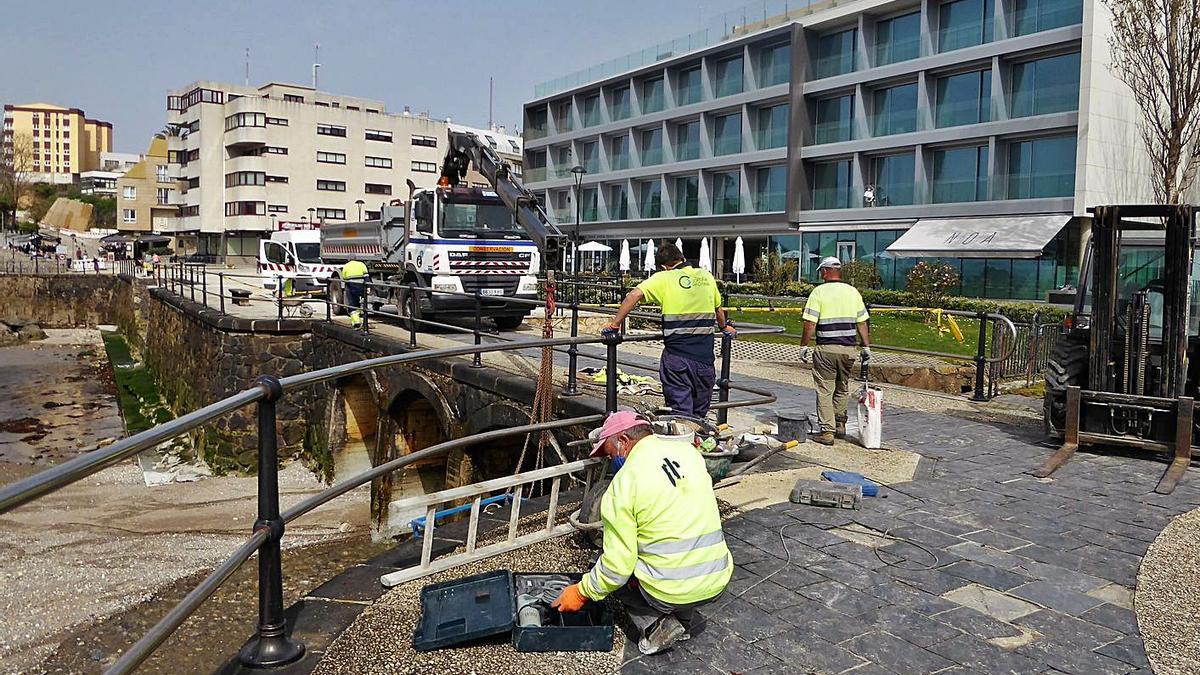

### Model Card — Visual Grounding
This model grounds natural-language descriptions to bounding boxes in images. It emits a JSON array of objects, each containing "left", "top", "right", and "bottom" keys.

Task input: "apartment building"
[
  {"left": 80, "top": 151, "right": 143, "bottom": 196},
  {"left": 2, "top": 102, "right": 113, "bottom": 184},
  {"left": 116, "top": 137, "right": 180, "bottom": 233},
  {"left": 163, "top": 81, "right": 449, "bottom": 258},
  {"left": 523, "top": 0, "right": 1144, "bottom": 300}
]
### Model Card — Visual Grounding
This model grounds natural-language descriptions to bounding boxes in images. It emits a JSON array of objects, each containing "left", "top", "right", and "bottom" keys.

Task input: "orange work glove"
[{"left": 550, "top": 583, "right": 588, "bottom": 613}]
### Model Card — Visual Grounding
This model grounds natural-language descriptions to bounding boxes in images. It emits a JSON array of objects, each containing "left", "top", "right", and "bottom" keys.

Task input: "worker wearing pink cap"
[{"left": 552, "top": 411, "right": 732, "bottom": 655}]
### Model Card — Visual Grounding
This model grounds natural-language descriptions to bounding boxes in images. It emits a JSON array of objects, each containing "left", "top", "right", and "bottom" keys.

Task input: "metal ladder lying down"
[{"left": 380, "top": 457, "right": 604, "bottom": 588}]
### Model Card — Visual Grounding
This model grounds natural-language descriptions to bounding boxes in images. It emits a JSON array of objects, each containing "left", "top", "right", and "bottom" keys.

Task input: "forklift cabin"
[{"left": 1037, "top": 204, "right": 1199, "bottom": 494}]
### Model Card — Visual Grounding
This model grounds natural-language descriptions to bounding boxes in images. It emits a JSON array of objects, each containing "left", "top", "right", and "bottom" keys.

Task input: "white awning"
[{"left": 886, "top": 215, "right": 1071, "bottom": 259}]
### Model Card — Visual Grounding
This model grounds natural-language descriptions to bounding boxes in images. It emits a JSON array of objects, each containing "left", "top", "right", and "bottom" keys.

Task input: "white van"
[{"left": 257, "top": 228, "right": 339, "bottom": 290}]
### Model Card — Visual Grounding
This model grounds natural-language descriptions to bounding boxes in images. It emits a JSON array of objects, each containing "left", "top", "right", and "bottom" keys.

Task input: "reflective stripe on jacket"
[
  {"left": 636, "top": 266, "right": 723, "bottom": 362},
  {"left": 802, "top": 281, "right": 868, "bottom": 346},
  {"left": 579, "top": 434, "right": 733, "bottom": 605}
]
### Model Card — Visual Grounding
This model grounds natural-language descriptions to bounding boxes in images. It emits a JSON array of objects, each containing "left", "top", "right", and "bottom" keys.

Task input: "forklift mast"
[{"left": 440, "top": 129, "right": 565, "bottom": 270}]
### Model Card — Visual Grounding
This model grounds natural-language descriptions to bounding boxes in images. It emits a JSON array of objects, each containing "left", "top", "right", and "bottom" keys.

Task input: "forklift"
[{"left": 1040, "top": 204, "right": 1198, "bottom": 494}]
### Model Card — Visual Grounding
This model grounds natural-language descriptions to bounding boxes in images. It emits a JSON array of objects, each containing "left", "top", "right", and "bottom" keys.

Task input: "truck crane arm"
[{"left": 440, "top": 129, "right": 565, "bottom": 269}]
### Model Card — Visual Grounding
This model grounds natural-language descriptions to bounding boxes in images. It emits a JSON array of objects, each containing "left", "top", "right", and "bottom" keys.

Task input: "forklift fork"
[{"left": 1032, "top": 386, "right": 1081, "bottom": 478}]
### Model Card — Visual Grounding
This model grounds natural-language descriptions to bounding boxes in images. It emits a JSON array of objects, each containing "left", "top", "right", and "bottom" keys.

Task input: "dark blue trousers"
[{"left": 660, "top": 351, "right": 716, "bottom": 418}]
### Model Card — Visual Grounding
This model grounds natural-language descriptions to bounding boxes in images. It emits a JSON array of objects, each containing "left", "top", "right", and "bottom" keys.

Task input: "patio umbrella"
[
  {"left": 643, "top": 239, "right": 656, "bottom": 274},
  {"left": 619, "top": 239, "right": 631, "bottom": 272},
  {"left": 732, "top": 237, "right": 746, "bottom": 283},
  {"left": 699, "top": 237, "right": 712, "bottom": 273},
  {"left": 674, "top": 238, "right": 684, "bottom": 257}
]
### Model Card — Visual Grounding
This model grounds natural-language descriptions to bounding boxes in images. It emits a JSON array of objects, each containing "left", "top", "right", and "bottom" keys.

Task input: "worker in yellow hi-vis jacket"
[{"left": 551, "top": 411, "right": 732, "bottom": 655}]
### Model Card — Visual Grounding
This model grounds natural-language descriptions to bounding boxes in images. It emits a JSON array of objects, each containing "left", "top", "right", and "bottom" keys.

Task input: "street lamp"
[
  {"left": 355, "top": 199, "right": 365, "bottom": 222},
  {"left": 570, "top": 165, "right": 587, "bottom": 276},
  {"left": 307, "top": 207, "right": 316, "bottom": 226}
]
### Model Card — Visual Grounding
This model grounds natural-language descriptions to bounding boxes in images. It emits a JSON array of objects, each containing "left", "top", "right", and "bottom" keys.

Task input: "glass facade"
[
  {"left": 583, "top": 94, "right": 602, "bottom": 126},
  {"left": 640, "top": 180, "right": 662, "bottom": 218},
  {"left": 1011, "top": 52, "right": 1081, "bottom": 118},
  {"left": 610, "top": 86, "right": 631, "bottom": 121},
  {"left": 674, "top": 175, "right": 699, "bottom": 215},
  {"left": 675, "top": 120, "right": 700, "bottom": 160},
  {"left": 814, "top": 29, "right": 857, "bottom": 79},
  {"left": 872, "top": 83, "right": 919, "bottom": 136},
  {"left": 642, "top": 77, "right": 665, "bottom": 114},
  {"left": 714, "top": 55, "right": 744, "bottom": 97},
  {"left": 759, "top": 42, "right": 791, "bottom": 87},
  {"left": 609, "top": 134, "right": 630, "bottom": 170},
  {"left": 641, "top": 127, "right": 663, "bottom": 166},
  {"left": 876, "top": 12, "right": 922, "bottom": 66},
  {"left": 814, "top": 95, "right": 853, "bottom": 144},
  {"left": 1008, "top": 134, "right": 1076, "bottom": 198},
  {"left": 714, "top": 112, "right": 743, "bottom": 156},
  {"left": 872, "top": 152, "right": 915, "bottom": 206},
  {"left": 677, "top": 66, "right": 702, "bottom": 106},
  {"left": 609, "top": 184, "right": 630, "bottom": 220},
  {"left": 933, "top": 145, "right": 990, "bottom": 202},
  {"left": 712, "top": 170, "right": 741, "bottom": 214},
  {"left": 755, "top": 165, "right": 786, "bottom": 212},
  {"left": 580, "top": 187, "right": 598, "bottom": 222},
  {"left": 936, "top": 69, "right": 992, "bottom": 127},
  {"left": 757, "top": 103, "right": 789, "bottom": 149},
  {"left": 1013, "top": 0, "right": 1083, "bottom": 36},
  {"left": 553, "top": 100, "right": 573, "bottom": 132},
  {"left": 939, "top": 0, "right": 994, "bottom": 52},
  {"left": 812, "top": 159, "right": 853, "bottom": 209},
  {"left": 581, "top": 140, "right": 599, "bottom": 174}
]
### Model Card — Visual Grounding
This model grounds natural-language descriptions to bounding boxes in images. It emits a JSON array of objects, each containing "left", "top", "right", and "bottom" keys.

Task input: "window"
[
  {"left": 641, "top": 127, "right": 663, "bottom": 166},
  {"left": 712, "top": 170, "right": 741, "bottom": 214},
  {"left": 317, "top": 179, "right": 347, "bottom": 192},
  {"left": 714, "top": 113, "right": 743, "bottom": 155},
  {"left": 364, "top": 210, "right": 381, "bottom": 220},
  {"left": 814, "top": 95, "right": 853, "bottom": 144},
  {"left": 283, "top": 94, "right": 304, "bottom": 103},
  {"left": 365, "top": 129, "right": 393, "bottom": 142},
  {"left": 814, "top": 29, "right": 857, "bottom": 79},
  {"left": 156, "top": 188, "right": 171, "bottom": 205},
  {"left": 186, "top": 148, "right": 201, "bottom": 163},
  {"left": 263, "top": 146, "right": 288, "bottom": 155},
  {"left": 582, "top": 93, "right": 602, "bottom": 126},
  {"left": 936, "top": 69, "right": 992, "bottom": 127},
  {"left": 872, "top": 153, "right": 916, "bottom": 206},
  {"left": 316, "top": 123, "right": 347, "bottom": 137},
  {"left": 123, "top": 186, "right": 136, "bottom": 200},
  {"left": 266, "top": 117, "right": 288, "bottom": 126},
  {"left": 268, "top": 204, "right": 288, "bottom": 213},
  {"left": 365, "top": 183, "right": 392, "bottom": 195},
  {"left": 263, "top": 175, "right": 288, "bottom": 184},
  {"left": 314, "top": 102, "right": 329, "bottom": 107},
  {"left": 224, "top": 171, "right": 266, "bottom": 187},
  {"left": 185, "top": 120, "right": 200, "bottom": 133},
  {"left": 181, "top": 205, "right": 199, "bottom": 217},
  {"left": 527, "top": 108, "right": 548, "bottom": 139},
  {"left": 674, "top": 175, "right": 699, "bottom": 216},
  {"left": 508, "top": 140, "right": 520, "bottom": 153},
  {"left": 714, "top": 55, "right": 744, "bottom": 97},
  {"left": 933, "top": 145, "right": 990, "bottom": 202},
  {"left": 759, "top": 42, "right": 791, "bottom": 87},
  {"left": 412, "top": 161, "right": 437, "bottom": 172},
  {"left": 640, "top": 180, "right": 662, "bottom": 218},
  {"left": 812, "top": 159, "right": 853, "bottom": 209},
  {"left": 755, "top": 166, "right": 786, "bottom": 211},
  {"left": 365, "top": 155, "right": 393, "bottom": 168},
  {"left": 315, "top": 208, "right": 346, "bottom": 220},
  {"left": 1007, "top": 134, "right": 1076, "bottom": 198},
  {"left": 876, "top": 12, "right": 921, "bottom": 66},
  {"left": 939, "top": 0, "right": 994, "bottom": 52},
  {"left": 224, "top": 112, "right": 265, "bottom": 130},
  {"left": 554, "top": 99, "right": 573, "bottom": 132},
  {"left": 757, "top": 104, "right": 789, "bottom": 149},
  {"left": 609, "top": 86, "right": 631, "bottom": 121},
  {"left": 608, "top": 185, "right": 629, "bottom": 220},
  {"left": 609, "top": 135, "right": 630, "bottom": 170},
  {"left": 411, "top": 134, "right": 437, "bottom": 147},
  {"left": 155, "top": 165, "right": 170, "bottom": 183},
  {"left": 580, "top": 187, "right": 598, "bottom": 222},
  {"left": 675, "top": 121, "right": 700, "bottom": 161},
  {"left": 677, "top": 65, "right": 702, "bottom": 106},
  {"left": 1013, "top": 0, "right": 1082, "bottom": 35},
  {"left": 225, "top": 201, "right": 266, "bottom": 216},
  {"left": 581, "top": 140, "right": 599, "bottom": 173},
  {"left": 641, "top": 77, "right": 665, "bottom": 113},
  {"left": 318, "top": 151, "right": 347, "bottom": 164},
  {"left": 187, "top": 177, "right": 200, "bottom": 189},
  {"left": 1010, "top": 52, "right": 1081, "bottom": 118},
  {"left": 366, "top": 108, "right": 380, "bottom": 114},
  {"left": 122, "top": 209, "right": 136, "bottom": 223},
  {"left": 872, "top": 83, "right": 919, "bottom": 136}
]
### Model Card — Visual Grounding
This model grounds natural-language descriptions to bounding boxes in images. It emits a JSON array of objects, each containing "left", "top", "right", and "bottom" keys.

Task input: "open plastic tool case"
[{"left": 412, "top": 570, "right": 614, "bottom": 653}]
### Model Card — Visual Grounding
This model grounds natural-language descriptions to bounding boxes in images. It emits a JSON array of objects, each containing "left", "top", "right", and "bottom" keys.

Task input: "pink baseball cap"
[{"left": 589, "top": 410, "right": 651, "bottom": 457}]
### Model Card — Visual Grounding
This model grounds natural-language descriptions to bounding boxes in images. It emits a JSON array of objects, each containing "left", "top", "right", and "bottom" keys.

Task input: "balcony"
[
  {"left": 224, "top": 126, "right": 267, "bottom": 149},
  {"left": 224, "top": 155, "right": 266, "bottom": 173}
]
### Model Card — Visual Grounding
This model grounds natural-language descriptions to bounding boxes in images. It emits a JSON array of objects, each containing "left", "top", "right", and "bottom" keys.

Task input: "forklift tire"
[
  {"left": 1044, "top": 331, "right": 1089, "bottom": 438},
  {"left": 493, "top": 315, "right": 525, "bottom": 331}
]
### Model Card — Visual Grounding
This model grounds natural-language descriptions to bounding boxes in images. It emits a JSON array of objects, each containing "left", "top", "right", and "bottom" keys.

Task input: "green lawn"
[{"left": 730, "top": 308, "right": 981, "bottom": 357}]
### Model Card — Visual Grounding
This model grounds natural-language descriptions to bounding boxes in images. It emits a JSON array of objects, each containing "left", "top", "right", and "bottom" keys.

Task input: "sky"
[{"left": 0, "top": 0, "right": 748, "bottom": 153}]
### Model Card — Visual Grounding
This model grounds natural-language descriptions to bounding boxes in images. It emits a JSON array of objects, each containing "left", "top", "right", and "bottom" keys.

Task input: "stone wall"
[{"left": 0, "top": 274, "right": 122, "bottom": 328}]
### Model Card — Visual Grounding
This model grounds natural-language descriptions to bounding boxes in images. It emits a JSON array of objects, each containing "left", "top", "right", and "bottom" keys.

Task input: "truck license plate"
[{"left": 479, "top": 288, "right": 505, "bottom": 296}]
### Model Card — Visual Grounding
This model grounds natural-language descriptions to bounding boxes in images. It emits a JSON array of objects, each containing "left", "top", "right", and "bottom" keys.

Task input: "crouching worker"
[{"left": 552, "top": 411, "right": 732, "bottom": 655}]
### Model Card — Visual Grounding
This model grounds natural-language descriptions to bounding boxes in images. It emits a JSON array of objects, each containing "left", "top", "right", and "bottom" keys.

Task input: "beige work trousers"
[{"left": 813, "top": 344, "right": 858, "bottom": 433}]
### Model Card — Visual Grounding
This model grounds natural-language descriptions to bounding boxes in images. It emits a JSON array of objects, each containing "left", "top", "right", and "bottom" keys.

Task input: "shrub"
[
  {"left": 840, "top": 260, "right": 881, "bottom": 290},
  {"left": 906, "top": 262, "right": 960, "bottom": 308},
  {"left": 146, "top": 246, "right": 174, "bottom": 256},
  {"left": 753, "top": 251, "right": 799, "bottom": 297}
]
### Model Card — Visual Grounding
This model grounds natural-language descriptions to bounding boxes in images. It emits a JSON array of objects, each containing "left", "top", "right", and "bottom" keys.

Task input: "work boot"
[
  {"left": 813, "top": 431, "right": 835, "bottom": 446},
  {"left": 835, "top": 418, "right": 847, "bottom": 439},
  {"left": 638, "top": 616, "right": 687, "bottom": 655}
]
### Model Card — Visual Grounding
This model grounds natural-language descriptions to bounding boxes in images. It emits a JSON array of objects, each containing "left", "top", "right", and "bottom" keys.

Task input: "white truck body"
[{"left": 257, "top": 227, "right": 340, "bottom": 289}]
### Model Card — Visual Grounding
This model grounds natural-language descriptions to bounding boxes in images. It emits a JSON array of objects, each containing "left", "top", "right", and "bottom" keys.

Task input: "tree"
[
  {"left": 840, "top": 260, "right": 882, "bottom": 290},
  {"left": 754, "top": 250, "right": 799, "bottom": 297},
  {"left": 0, "top": 132, "right": 36, "bottom": 230},
  {"left": 1106, "top": 0, "right": 1200, "bottom": 203}
]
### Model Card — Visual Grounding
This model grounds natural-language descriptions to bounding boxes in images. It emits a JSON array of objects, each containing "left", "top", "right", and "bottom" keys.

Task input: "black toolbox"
[{"left": 412, "top": 570, "right": 614, "bottom": 653}]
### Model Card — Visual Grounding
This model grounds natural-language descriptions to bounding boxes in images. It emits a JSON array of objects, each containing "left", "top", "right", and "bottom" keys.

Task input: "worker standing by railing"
[{"left": 341, "top": 259, "right": 369, "bottom": 328}]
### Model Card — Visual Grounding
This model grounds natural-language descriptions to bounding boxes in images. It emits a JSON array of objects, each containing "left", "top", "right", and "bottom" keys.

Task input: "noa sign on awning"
[{"left": 887, "top": 215, "right": 1071, "bottom": 259}]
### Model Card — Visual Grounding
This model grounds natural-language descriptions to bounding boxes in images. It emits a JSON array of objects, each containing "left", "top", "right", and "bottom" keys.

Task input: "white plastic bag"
[{"left": 857, "top": 385, "right": 883, "bottom": 449}]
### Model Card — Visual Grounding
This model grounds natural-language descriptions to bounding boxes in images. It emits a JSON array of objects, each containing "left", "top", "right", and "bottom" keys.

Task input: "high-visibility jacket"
[
  {"left": 579, "top": 434, "right": 732, "bottom": 606},
  {"left": 802, "top": 281, "right": 868, "bottom": 346},
  {"left": 637, "top": 265, "right": 722, "bottom": 362},
  {"left": 342, "top": 260, "right": 368, "bottom": 280}
]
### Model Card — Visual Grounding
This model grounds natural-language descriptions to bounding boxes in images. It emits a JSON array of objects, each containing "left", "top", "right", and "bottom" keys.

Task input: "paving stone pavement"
[{"left": 620, "top": 376, "right": 1200, "bottom": 674}]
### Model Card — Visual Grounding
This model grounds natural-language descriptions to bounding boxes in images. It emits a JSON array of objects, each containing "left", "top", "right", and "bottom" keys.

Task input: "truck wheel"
[
  {"left": 1044, "top": 330, "right": 1088, "bottom": 438},
  {"left": 396, "top": 283, "right": 424, "bottom": 330},
  {"left": 331, "top": 277, "right": 348, "bottom": 316},
  {"left": 493, "top": 315, "right": 525, "bottom": 331}
]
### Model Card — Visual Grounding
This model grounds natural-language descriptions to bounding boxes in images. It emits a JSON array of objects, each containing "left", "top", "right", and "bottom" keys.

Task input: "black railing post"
[
  {"left": 190, "top": 266, "right": 196, "bottom": 302},
  {"left": 603, "top": 330, "right": 620, "bottom": 413},
  {"left": 564, "top": 284, "right": 581, "bottom": 396},
  {"left": 716, "top": 331, "right": 733, "bottom": 425},
  {"left": 471, "top": 290, "right": 484, "bottom": 368},
  {"left": 408, "top": 282, "right": 418, "bottom": 347},
  {"left": 325, "top": 279, "right": 332, "bottom": 322},
  {"left": 238, "top": 376, "right": 305, "bottom": 668},
  {"left": 360, "top": 281, "right": 369, "bottom": 334},
  {"left": 201, "top": 267, "right": 208, "bottom": 307},
  {"left": 276, "top": 276, "right": 283, "bottom": 321},
  {"left": 219, "top": 273, "right": 226, "bottom": 315},
  {"left": 972, "top": 311, "right": 989, "bottom": 402}
]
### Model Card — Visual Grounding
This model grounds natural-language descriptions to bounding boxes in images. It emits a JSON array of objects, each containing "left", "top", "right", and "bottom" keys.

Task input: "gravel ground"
[{"left": 1136, "top": 506, "right": 1200, "bottom": 675}]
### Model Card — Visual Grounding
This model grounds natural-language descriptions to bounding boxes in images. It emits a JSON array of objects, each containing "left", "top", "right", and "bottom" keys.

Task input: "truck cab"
[{"left": 258, "top": 227, "right": 338, "bottom": 290}]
